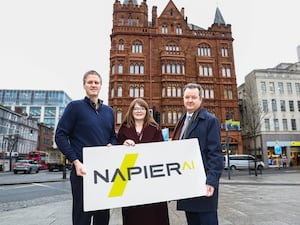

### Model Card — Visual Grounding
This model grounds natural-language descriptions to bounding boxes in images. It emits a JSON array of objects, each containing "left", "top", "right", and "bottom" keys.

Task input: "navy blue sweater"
[{"left": 55, "top": 97, "right": 117, "bottom": 163}]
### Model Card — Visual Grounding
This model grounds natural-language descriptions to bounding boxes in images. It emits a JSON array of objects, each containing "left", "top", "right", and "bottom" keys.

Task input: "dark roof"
[
  {"left": 123, "top": 0, "right": 138, "bottom": 5},
  {"left": 214, "top": 7, "right": 226, "bottom": 25}
]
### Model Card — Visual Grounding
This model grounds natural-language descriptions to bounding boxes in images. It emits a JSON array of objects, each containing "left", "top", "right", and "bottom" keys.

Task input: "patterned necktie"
[{"left": 179, "top": 115, "right": 191, "bottom": 139}]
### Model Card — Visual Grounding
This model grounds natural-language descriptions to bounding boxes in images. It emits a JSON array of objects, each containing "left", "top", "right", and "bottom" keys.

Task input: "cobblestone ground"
[
  {"left": 218, "top": 184, "right": 300, "bottom": 225},
  {"left": 1, "top": 171, "right": 300, "bottom": 225}
]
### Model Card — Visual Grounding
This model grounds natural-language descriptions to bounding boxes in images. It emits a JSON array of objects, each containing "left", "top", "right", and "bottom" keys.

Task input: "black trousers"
[
  {"left": 70, "top": 169, "right": 110, "bottom": 225},
  {"left": 185, "top": 211, "right": 219, "bottom": 225}
]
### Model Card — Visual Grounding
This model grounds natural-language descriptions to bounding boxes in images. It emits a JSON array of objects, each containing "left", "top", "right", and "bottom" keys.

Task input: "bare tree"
[{"left": 240, "top": 82, "right": 266, "bottom": 176}]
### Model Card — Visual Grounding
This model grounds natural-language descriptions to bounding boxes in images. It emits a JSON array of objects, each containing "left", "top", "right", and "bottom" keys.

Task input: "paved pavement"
[{"left": 1, "top": 169, "right": 300, "bottom": 225}]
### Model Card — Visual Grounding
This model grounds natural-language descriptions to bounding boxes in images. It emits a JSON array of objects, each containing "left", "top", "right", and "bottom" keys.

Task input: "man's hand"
[
  {"left": 206, "top": 185, "right": 214, "bottom": 197},
  {"left": 73, "top": 159, "right": 86, "bottom": 176}
]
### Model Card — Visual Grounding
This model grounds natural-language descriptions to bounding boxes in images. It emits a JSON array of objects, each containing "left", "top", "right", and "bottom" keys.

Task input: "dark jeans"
[
  {"left": 185, "top": 211, "right": 218, "bottom": 225},
  {"left": 70, "top": 169, "right": 110, "bottom": 225}
]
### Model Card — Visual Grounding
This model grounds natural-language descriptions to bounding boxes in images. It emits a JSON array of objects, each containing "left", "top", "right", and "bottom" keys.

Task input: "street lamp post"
[
  {"left": 226, "top": 124, "right": 231, "bottom": 180},
  {"left": 3, "top": 134, "right": 19, "bottom": 172}
]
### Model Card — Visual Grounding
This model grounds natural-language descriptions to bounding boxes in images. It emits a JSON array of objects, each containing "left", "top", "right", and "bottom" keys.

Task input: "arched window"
[
  {"left": 176, "top": 24, "right": 182, "bottom": 34},
  {"left": 166, "top": 64, "right": 171, "bottom": 73},
  {"left": 177, "top": 87, "right": 181, "bottom": 97},
  {"left": 162, "top": 24, "right": 168, "bottom": 34},
  {"left": 166, "top": 44, "right": 180, "bottom": 54},
  {"left": 172, "top": 86, "right": 176, "bottom": 97},
  {"left": 130, "top": 64, "right": 134, "bottom": 74},
  {"left": 172, "top": 64, "right": 176, "bottom": 74},
  {"left": 176, "top": 64, "right": 181, "bottom": 74},
  {"left": 168, "top": 111, "right": 172, "bottom": 123},
  {"left": 118, "top": 63, "right": 123, "bottom": 74},
  {"left": 140, "top": 64, "right": 144, "bottom": 74},
  {"left": 117, "top": 110, "right": 122, "bottom": 124},
  {"left": 140, "top": 86, "right": 144, "bottom": 97},
  {"left": 111, "top": 88, "right": 114, "bottom": 98},
  {"left": 173, "top": 111, "right": 177, "bottom": 124},
  {"left": 199, "top": 64, "right": 213, "bottom": 77},
  {"left": 111, "top": 64, "right": 115, "bottom": 75},
  {"left": 128, "top": 16, "right": 132, "bottom": 26},
  {"left": 167, "top": 87, "right": 171, "bottom": 97},
  {"left": 118, "top": 40, "right": 124, "bottom": 51},
  {"left": 210, "top": 88, "right": 214, "bottom": 99},
  {"left": 117, "top": 86, "right": 122, "bottom": 97},
  {"left": 132, "top": 40, "right": 143, "bottom": 53},
  {"left": 134, "top": 87, "right": 139, "bottom": 97},
  {"left": 222, "top": 65, "right": 231, "bottom": 77},
  {"left": 221, "top": 45, "right": 229, "bottom": 57},
  {"left": 135, "top": 64, "right": 139, "bottom": 74},
  {"left": 198, "top": 43, "right": 211, "bottom": 57},
  {"left": 129, "top": 86, "right": 134, "bottom": 97}
]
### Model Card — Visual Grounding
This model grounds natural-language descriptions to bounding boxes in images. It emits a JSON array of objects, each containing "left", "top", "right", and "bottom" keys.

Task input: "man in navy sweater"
[{"left": 55, "top": 70, "right": 117, "bottom": 225}]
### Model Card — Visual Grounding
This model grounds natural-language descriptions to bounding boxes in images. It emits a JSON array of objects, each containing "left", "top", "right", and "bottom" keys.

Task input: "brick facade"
[{"left": 109, "top": 0, "right": 242, "bottom": 153}]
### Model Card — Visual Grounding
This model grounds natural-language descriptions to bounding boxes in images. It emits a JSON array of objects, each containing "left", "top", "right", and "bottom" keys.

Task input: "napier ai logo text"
[{"left": 93, "top": 153, "right": 195, "bottom": 198}]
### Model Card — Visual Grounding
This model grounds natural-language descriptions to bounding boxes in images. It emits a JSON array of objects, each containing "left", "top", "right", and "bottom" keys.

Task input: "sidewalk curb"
[{"left": 0, "top": 179, "right": 69, "bottom": 186}]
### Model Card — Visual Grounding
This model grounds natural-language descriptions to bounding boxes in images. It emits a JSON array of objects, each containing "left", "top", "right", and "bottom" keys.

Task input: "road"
[
  {"left": 0, "top": 170, "right": 72, "bottom": 212},
  {"left": 0, "top": 169, "right": 300, "bottom": 225}
]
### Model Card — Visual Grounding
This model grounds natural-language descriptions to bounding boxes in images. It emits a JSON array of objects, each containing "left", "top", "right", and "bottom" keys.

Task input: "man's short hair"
[
  {"left": 184, "top": 83, "right": 203, "bottom": 97},
  {"left": 83, "top": 70, "right": 102, "bottom": 85}
]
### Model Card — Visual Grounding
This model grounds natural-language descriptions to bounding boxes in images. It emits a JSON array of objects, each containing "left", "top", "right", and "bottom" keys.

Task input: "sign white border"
[{"left": 83, "top": 138, "right": 206, "bottom": 211}]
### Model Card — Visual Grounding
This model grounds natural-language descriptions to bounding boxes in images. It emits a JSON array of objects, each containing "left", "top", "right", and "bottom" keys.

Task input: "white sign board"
[{"left": 83, "top": 138, "right": 206, "bottom": 211}]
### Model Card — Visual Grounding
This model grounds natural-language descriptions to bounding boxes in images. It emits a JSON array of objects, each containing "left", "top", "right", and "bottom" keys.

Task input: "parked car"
[
  {"left": 13, "top": 160, "right": 40, "bottom": 174},
  {"left": 224, "top": 154, "right": 265, "bottom": 170}
]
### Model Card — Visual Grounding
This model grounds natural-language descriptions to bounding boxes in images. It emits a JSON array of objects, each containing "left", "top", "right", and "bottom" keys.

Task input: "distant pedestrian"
[
  {"left": 278, "top": 155, "right": 283, "bottom": 169},
  {"left": 55, "top": 70, "right": 117, "bottom": 225},
  {"left": 282, "top": 155, "right": 287, "bottom": 168}
]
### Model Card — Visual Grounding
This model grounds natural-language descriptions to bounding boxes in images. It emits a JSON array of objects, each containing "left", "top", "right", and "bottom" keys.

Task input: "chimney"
[
  {"left": 152, "top": 6, "right": 157, "bottom": 26},
  {"left": 181, "top": 7, "right": 185, "bottom": 17}
]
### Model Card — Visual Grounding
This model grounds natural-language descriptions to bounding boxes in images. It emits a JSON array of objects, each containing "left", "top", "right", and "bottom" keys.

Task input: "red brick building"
[
  {"left": 37, "top": 123, "right": 54, "bottom": 152},
  {"left": 108, "top": 0, "right": 242, "bottom": 153}
]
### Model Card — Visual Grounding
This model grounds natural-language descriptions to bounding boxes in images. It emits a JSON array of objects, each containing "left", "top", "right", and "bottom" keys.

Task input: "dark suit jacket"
[{"left": 173, "top": 108, "right": 224, "bottom": 212}]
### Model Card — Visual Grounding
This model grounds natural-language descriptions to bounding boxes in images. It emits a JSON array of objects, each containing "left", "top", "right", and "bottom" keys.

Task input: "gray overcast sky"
[{"left": 0, "top": 0, "right": 299, "bottom": 102}]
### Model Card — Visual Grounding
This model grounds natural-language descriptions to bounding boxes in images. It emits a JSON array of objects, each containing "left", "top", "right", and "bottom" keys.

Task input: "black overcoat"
[{"left": 173, "top": 108, "right": 224, "bottom": 212}]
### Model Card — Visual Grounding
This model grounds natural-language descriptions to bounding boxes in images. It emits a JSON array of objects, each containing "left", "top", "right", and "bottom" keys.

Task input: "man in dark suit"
[{"left": 172, "top": 83, "right": 224, "bottom": 225}]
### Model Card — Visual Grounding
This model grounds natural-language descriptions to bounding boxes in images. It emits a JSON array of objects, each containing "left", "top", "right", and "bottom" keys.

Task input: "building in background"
[
  {"left": 0, "top": 89, "right": 72, "bottom": 128},
  {"left": 37, "top": 123, "right": 54, "bottom": 152},
  {"left": 108, "top": 0, "right": 242, "bottom": 153},
  {"left": 238, "top": 62, "right": 300, "bottom": 167},
  {"left": 0, "top": 105, "right": 38, "bottom": 171}
]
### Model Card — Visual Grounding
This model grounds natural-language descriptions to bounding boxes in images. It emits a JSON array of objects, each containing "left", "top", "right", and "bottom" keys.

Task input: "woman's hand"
[{"left": 123, "top": 139, "right": 135, "bottom": 146}]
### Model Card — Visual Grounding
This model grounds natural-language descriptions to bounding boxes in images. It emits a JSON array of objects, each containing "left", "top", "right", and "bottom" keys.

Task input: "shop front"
[
  {"left": 267, "top": 141, "right": 300, "bottom": 168},
  {"left": 290, "top": 141, "right": 300, "bottom": 167}
]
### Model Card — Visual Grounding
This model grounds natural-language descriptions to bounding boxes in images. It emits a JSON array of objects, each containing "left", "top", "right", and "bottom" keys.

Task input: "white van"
[{"left": 224, "top": 154, "right": 265, "bottom": 170}]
